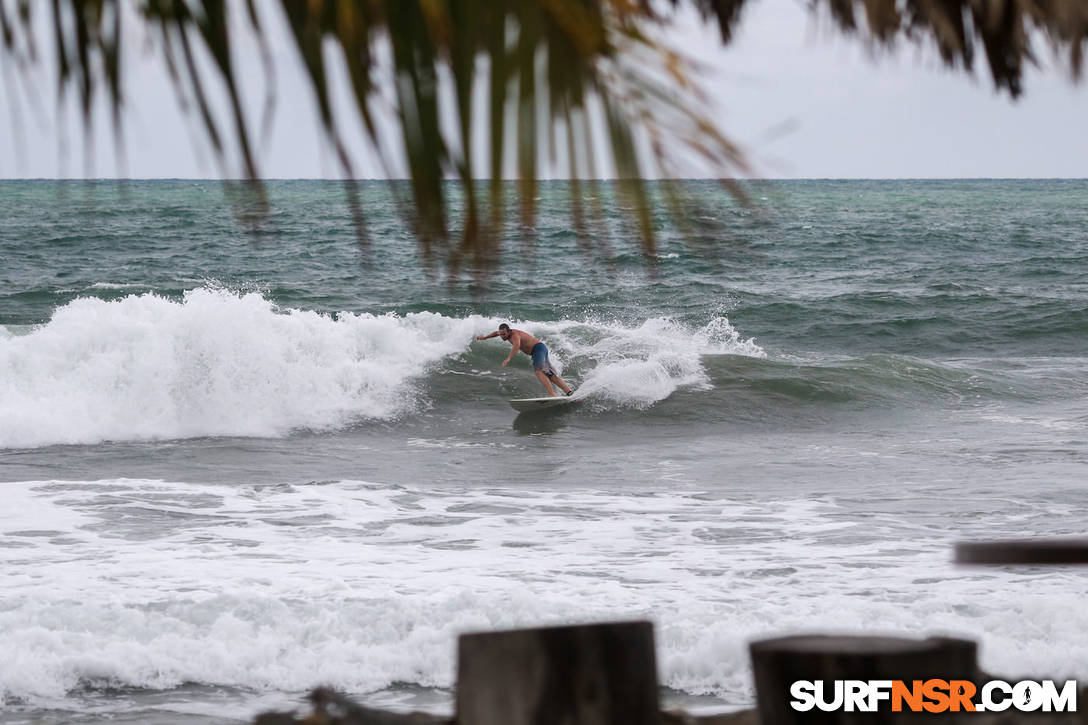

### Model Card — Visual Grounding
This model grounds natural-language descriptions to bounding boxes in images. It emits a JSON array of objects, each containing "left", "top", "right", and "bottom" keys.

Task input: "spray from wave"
[{"left": 543, "top": 316, "right": 765, "bottom": 408}]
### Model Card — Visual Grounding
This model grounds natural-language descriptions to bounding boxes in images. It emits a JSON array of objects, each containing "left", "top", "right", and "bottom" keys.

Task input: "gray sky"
[{"left": 2, "top": 0, "right": 1086, "bottom": 179}]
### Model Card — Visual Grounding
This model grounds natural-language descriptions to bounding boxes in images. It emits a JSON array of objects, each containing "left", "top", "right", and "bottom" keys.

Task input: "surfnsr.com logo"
[{"left": 790, "top": 679, "right": 1078, "bottom": 713}]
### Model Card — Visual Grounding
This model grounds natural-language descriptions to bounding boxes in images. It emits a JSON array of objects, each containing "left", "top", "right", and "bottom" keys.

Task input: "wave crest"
[{"left": 0, "top": 289, "right": 483, "bottom": 447}]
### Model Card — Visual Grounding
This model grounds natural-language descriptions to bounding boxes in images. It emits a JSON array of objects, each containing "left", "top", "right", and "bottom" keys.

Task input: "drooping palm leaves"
[
  {"left": 808, "top": 0, "right": 1088, "bottom": 98},
  {"left": 2, "top": 0, "right": 1087, "bottom": 279}
]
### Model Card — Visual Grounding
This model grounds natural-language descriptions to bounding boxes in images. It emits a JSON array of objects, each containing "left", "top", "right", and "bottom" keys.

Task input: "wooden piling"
[
  {"left": 456, "top": 620, "right": 660, "bottom": 725},
  {"left": 956, "top": 539, "right": 1088, "bottom": 565}
]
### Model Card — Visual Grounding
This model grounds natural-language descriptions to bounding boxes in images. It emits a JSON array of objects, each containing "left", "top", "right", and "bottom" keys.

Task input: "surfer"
[{"left": 476, "top": 323, "right": 574, "bottom": 397}]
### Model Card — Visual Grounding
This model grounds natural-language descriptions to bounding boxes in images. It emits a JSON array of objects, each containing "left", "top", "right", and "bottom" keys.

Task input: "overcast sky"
[{"left": 2, "top": 0, "right": 1086, "bottom": 179}]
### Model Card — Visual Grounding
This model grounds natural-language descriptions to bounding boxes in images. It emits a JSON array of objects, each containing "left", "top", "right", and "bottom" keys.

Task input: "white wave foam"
[
  {"left": 980, "top": 412, "right": 1086, "bottom": 431},
  {"left": 0, "top": 289, "right": 484, "bottom": 448},
  {"left": 89, "top": 282, "right": 147, "bottom": 290},
  {"left": 2, "top": 478, "right": 1087, "bottom": 710}
]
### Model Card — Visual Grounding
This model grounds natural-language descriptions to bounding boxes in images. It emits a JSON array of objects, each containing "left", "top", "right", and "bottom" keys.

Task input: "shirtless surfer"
[{"left": 475, "top": 323, "right": 574, "bottom": 397}]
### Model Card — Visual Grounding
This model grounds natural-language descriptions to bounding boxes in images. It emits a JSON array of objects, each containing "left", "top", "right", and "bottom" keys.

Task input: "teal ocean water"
[{"left": 2, "top": 180, "right": 1087, "bottom": 723}]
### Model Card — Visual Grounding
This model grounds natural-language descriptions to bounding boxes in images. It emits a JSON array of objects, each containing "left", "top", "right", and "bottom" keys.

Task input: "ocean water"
[{"left": 2, "top": 179, "right": 1087, "bottom": 723}]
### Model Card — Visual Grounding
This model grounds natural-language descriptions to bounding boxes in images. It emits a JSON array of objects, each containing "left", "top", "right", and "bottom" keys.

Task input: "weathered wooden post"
[
  {"left": 749, "top": 635, "right": 978, "bottom": 724},
  {"left": 456, "top": 620, "right": 660, "bottom": 725},
  {"left": 955, "top": 539, "right": 1088, "bottom": 565}
]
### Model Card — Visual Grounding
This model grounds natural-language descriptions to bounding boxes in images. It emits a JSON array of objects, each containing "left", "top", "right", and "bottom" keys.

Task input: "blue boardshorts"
[{"left": 530, "top": 342, "right": 557, "bottom": 377}]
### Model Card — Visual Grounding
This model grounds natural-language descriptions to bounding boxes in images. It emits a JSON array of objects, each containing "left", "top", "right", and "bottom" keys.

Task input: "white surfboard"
[{"left": 509, "top": 395, "right": 578, "bottom": 413}]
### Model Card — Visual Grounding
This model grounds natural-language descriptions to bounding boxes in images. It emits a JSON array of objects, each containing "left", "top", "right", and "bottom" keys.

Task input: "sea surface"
[{"left": 2, "top": 179, "right": 1087, "bottom": 723}]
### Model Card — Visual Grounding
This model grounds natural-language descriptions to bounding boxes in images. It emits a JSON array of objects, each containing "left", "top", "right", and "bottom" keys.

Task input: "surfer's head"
[{"left": 499, "top": 323, "right": 511, "bottom": 340}]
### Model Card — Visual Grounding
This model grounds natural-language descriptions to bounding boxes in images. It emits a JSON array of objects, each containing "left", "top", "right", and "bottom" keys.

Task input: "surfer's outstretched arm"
[{"left": 475, "top": 331, "right": 500, "bottom": 340}]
